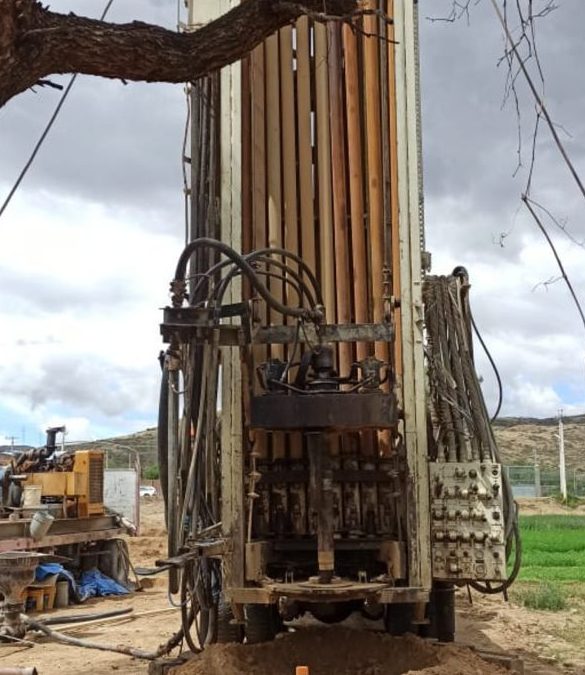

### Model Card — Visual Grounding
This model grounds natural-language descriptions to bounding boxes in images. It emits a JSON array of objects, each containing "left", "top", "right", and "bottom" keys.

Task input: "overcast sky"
[{"left": 0, "top": 0, "right": 583, "bottom": 444}]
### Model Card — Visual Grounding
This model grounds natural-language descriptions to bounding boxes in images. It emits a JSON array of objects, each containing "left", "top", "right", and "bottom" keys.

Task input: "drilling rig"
[{"left": 157, "top": 0, "right": 519, "bottom": 649}]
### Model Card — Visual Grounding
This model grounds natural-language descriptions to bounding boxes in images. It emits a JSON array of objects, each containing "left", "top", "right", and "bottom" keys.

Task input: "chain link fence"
[{"left": 505, "top": 465, "right": 585, "bottom": 498}]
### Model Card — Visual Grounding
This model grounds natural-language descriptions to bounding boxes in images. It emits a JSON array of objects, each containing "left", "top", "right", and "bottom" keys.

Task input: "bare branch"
[
  {"left": 525, "top": 196, "right": 585, "bottom": 250},
  {"left": 490, "top": 0, "right": 585, "bottom": 203},
  {"left": 425, "top": 0, "right": 480, "bottom": 24},
  {"left": 531, "top": 275, "right": 562, "bottom": 293},
  {"left": 523, "top": 195, "right": 585, "bottom": 334}
]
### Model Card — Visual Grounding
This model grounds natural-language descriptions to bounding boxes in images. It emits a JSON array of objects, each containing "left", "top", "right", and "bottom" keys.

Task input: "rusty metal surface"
[
  {"left": 429, "top": 461, "right": 507, "bottom": 582},
  {"left": 0, "top": 527, "right": 126, "bottom": 553},
  {"left": 229, "top": 581, "right": 429, "bottom": 605},
  {"left": 161, "top": 312, "right": 394, "bottom": 348},
  {"left": 155, "top": 539, "right": 226, "bottom": 568},
  {"left": 0, "top": 515, "right": 118, "bottom": 539},
  {"left": 254, "top": 323, "right": 394, "bottom": 345},
  {"left": 250, "top": 392, "right": 397, "bottom": 430}
]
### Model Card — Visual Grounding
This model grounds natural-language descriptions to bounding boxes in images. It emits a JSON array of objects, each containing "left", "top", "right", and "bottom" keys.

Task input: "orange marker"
[{"left": 296, "top": 668, "right": 309, "bottom": 675}]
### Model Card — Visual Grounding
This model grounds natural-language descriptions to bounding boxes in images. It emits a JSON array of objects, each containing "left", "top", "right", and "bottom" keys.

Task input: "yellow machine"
[{"left": 24, "top": 450, "right": 105, "bottom": 518}]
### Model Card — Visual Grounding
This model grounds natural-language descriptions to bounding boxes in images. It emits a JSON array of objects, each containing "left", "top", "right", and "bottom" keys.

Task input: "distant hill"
[
  {"left": 10, "top": 414, "right": 584, "bottom": 472},
  {"left": 0, "top": 444, "right": 34, "bottom": 454},
  {"left": 72, "top": 415, "right": 585, "bottom": 470},
  {"left": 65, "top": 429, "right": 158, "bottom": 471},
  {"left": 493, "top": 415, "right": 585, "bottom": 468}
]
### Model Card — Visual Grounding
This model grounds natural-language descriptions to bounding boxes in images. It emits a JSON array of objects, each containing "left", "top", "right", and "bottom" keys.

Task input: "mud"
[{"left": 173, "top": 627, "right": 506, "bottom": 675}]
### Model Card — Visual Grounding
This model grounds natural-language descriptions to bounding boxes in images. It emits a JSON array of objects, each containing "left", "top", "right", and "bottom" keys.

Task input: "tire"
[
  {"left": 244, "top": 604, "right": 281, "bottom": 644},
  {"left": 217, "top": 596, "right": 244, "bottom": 644},
  {"left": 383, "top": 603, "right": 414, "bottom": 636},
  {"left": 310, "top": 602, "right": 355, "bottom": 625},
  {"left": 429, "top": 584, "right": 455, "bottom": 643}
]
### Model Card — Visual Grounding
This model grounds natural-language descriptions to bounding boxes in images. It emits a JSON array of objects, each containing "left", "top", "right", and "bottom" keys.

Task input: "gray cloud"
[
  {"left": 0, "top": 267, "right": 142, "bottom": 313},
  {"left": 0, "top": 0, "right": 185, "bottom": 230},
  {"left": 0, "top": 0, "right": 584, "bottom": 431},
  {"left": 0, "top": 351, "right": 157, "bottom": 418},
  {"left": 420, "top": 0, "right": 585, "bottom": 264}
]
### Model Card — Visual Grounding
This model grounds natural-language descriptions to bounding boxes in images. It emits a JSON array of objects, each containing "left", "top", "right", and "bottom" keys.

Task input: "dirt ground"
[{"left": 0, "top": 497, "right": 581, "bottom": 675}]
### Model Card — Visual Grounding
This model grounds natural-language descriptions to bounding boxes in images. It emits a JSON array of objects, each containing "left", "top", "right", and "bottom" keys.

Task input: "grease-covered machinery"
[
  {"left": 0, "top": 427, "right": 128, "bottom": 559},
  {"left": 1, "top": 427, "right": 104, "bottom": 519},
  {"left": 156, "top": 0, "right": 519, "bottom": 649}
]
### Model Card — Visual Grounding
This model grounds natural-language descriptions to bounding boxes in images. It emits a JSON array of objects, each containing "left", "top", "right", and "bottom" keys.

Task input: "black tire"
[
  {"left": 311, "top": 602, "right": 355, "bottom": 625},
  {"left": 383, "top": 603, "right": 414, "bottom": 636},
  {"left": 217, "top": 596, "right": 244, "bottom": 644},
  {"left": 429, "top": 584, "right": 455, "bottom": 643},
  {"left": 244, "top": 604, "right": 281, "bottom": 644}
]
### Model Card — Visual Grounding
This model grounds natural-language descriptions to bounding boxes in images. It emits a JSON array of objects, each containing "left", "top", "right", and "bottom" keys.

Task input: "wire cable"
[
  {"left": 0, "top": 0, "right": 115, "bottom": 221},
  {"left": 470, "top": 313, "right": 503, "bottom": 423}
]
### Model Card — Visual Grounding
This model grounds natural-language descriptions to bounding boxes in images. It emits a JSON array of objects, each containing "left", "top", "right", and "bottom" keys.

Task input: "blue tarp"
[
  {"left": 35, "top": 563, "right": 128, "bottom": 603},
  {"left": 35, "top": 562, "right": 82, "bottom": 601},
  {"left": 78, "top": 568, "right": 129, "bottom": 599}
]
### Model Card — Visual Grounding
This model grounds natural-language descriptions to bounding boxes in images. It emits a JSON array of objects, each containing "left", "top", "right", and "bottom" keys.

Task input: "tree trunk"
[{"left": 0, "top": 0, "right": 358, "bottom": 107}]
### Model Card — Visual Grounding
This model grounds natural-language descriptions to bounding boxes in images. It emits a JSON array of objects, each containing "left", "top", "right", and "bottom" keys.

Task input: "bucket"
[
  {"left": 22, "top": 486, "right": 42, "bottom": 508},
  {"left": 55, "top": 580, "right": 69, "bottom": 608},
  {"left": 29, "top": 511, "right": 54, "bottom": 541}
]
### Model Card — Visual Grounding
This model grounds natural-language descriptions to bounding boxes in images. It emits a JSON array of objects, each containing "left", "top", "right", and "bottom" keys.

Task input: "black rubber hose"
[
  {"left": 214, "top": 265, "right": 314, "bottom": 312},
  {"left": 250, "top": 247, "right": 324, "bottom": 306},
  {"left": 174, "top": 238, "right": 323, "bottom": 321},
  {"left": 157, "top": 366, "right": 169, "bottom": 521},
  {"left": 470, "top": 312, "right": 503, "bottom": 422},
  {"left": 39, "top": 607, "right": 133, "bottom": 626},
  {"left": 190, "top": 248, "right": 322, "bottom": 308}
]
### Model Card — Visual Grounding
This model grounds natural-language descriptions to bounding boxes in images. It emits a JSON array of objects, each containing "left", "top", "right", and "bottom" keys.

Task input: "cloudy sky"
[{"left": 0, "top": 0, "right": 583, "bottom": 444}]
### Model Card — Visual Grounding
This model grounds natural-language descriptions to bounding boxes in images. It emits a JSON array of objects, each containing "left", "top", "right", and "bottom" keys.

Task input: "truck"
[
  {"left": 156, "top": 0, "right": 519, "bottom": 651},
  {"left": 0, "top": 426, "right": 134, "bottom": 589}
]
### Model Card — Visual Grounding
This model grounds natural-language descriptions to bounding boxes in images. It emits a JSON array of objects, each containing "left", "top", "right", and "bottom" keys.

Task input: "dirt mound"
[{"left": 173, "top": 627, "right": 506, "bottom": 675}]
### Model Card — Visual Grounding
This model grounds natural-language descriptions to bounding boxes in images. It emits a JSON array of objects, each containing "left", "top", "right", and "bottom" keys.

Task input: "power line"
[{"left": 0, "top": 0, "right": 116, "bottom": 221}]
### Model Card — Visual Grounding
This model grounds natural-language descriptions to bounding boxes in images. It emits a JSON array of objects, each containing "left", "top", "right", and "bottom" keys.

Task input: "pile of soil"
[{"left": 173, "top": 627, "right": 507, "bottom": 675}]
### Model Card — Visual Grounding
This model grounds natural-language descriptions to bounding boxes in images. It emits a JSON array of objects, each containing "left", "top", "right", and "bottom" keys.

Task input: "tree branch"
[{"left": 0, "top": 0, "right": 359, "bottom": 107}]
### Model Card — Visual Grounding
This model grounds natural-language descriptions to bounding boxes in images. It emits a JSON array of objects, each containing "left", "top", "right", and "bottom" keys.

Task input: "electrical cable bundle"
[{"left": 423, "top": 269, "right": 521, "bottom": 595}]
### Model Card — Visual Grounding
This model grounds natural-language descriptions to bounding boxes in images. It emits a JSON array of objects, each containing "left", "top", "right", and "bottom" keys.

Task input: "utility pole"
[
  {"left": 7, "top": 435, "right": 18, "bottom": 450},
  {"left": 558, "top": 409, "right": 567, "bottom": 501}
]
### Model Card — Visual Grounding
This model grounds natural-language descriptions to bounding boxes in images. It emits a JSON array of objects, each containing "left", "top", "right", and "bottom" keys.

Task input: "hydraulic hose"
[
  {"left": 173, "top": 238, "right": 323, "bottom": 321},
  {"left": 39, "top": 608, "right": 133, "bottom": 626},
  {"left": 157, "top": 365, "right": 169, "bottom": 519},
  {"left": 214, "top": 254, "right": 317, "bottom": 307}
]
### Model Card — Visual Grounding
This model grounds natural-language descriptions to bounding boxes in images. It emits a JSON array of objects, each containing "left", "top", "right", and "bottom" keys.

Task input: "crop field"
[{"left": 518, "top": 515, "right": 585, "bottom": 583}]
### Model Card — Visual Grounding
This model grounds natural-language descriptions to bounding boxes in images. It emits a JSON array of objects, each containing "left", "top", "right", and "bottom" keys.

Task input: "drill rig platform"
[{"left": 156, "top": 0, "right": 519, "bottom": 650}]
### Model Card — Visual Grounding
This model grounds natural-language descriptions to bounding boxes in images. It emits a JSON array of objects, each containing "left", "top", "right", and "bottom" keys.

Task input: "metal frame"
[{"left": 394, "top": 0, "right": 431, "bottom": 591}]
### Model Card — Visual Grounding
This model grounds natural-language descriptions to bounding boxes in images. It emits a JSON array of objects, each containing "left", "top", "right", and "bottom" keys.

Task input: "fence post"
[{"left": 534, "top": 462, "right": 542, "bottom": 498}]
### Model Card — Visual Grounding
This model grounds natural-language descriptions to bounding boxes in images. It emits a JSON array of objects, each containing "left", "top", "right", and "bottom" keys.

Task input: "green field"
[{"left": 518, "top": 515, "right": 585, "bottom": 582}]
